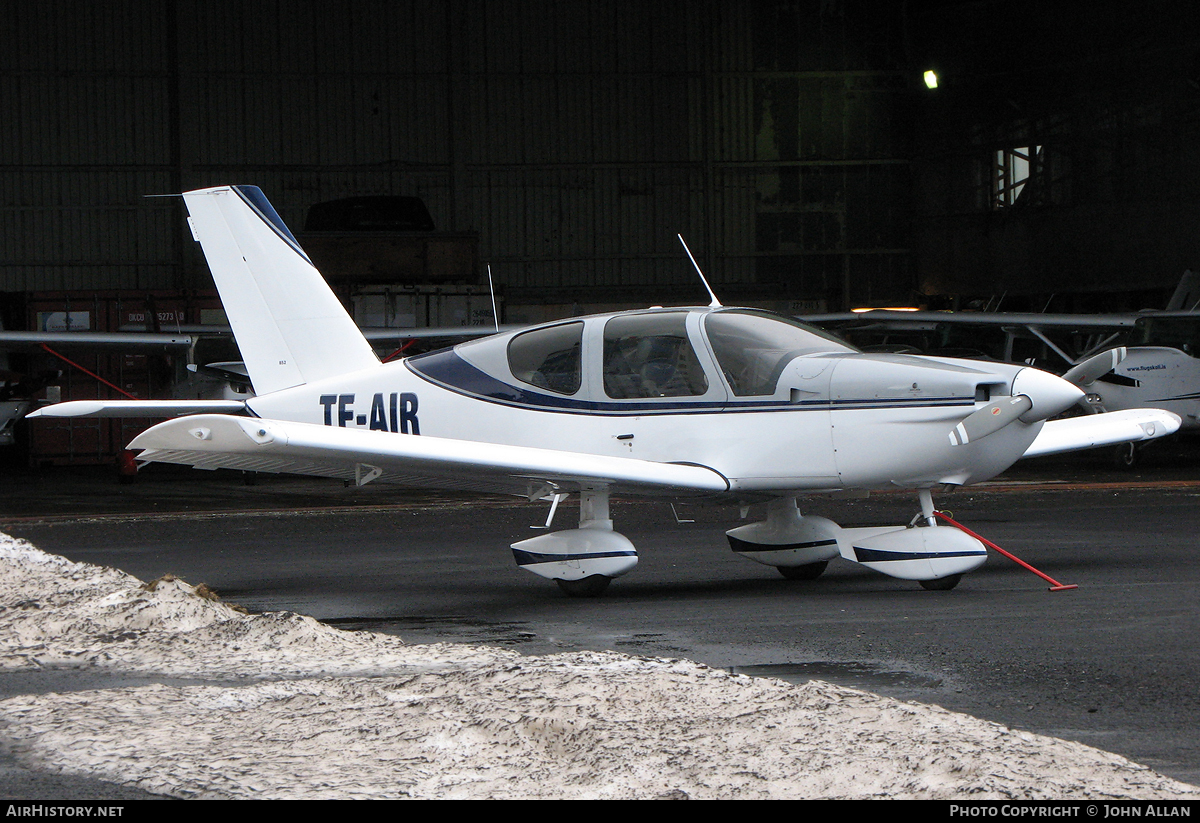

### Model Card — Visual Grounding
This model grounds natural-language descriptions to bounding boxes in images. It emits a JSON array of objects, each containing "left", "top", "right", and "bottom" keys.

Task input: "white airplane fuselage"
[
  {"left": 248, "top": 314, "right": 1046, "bottom": 497},
  {"left": 1090, "top": 346, "right": 1200, "bottom": 431}
]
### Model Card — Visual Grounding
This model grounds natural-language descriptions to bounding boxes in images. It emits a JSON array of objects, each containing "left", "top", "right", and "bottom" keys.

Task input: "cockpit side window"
[
  {"left": 507, "top": 322, "right": 583, "bottom": 395},
  {"left": 603, "top": 313, "right": 709, "bottom": 399},
  {"left": 705, "top": 310, "right": 855, "bottom": 396},
  {"left": 1136, "top": 317, "right": 1200, "bottom": 355}
]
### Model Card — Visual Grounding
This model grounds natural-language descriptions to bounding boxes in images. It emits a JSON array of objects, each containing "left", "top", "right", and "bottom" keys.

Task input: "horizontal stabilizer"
[
  {"left": 27, "top": 400, "right": 247, "bottom": 419},
  {"left": 1022, "top": 409, "right": 1180, "bottom": 458},
  {"left": 127, "top": 414, "right": 730, "bottom": 498},
  {"left": 188, "top": 361, "right": 252, "bottom": 389}
]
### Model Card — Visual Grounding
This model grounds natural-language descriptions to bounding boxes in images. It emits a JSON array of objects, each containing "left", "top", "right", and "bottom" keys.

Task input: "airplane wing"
[
  {"left": 0, "top": 331, "right": 196, "bottom": 350},
  {"left": 1022, "top": 409, "right": 1181, "bottom": 459},
  {"left": 26, "top": 400, "right": 247, "bottom": 419},
  {"left": 361, "top": 325, "right": 526, "bottom": 342},
  {"left": 127, "top": 414, "right": 731, "bottom": 498},
  {"left": 799, "top": 310, "right": 1138, "bottom": 330}
]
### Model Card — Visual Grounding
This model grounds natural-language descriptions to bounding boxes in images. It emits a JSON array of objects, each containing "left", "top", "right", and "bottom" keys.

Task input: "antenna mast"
[
  {"left": 677, "top": 234, "right": 721, "bottom": 308},
  {"left": 486, "top": 264, "right": 500, "bottom": 332}
]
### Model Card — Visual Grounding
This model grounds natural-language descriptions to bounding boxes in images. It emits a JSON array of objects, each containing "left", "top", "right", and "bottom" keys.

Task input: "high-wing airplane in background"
[
  {"left": 30, "top": 186, "right": 1181, "bottom": 595},
  {"left": 803, "top": 293, "right": 1200, "bottom": 467},
  {"left": 0, "top": 300, "right": 511, "bottom": 446},
  {"left": 0, "top": 328, "right": 203, "bottom": 447},
  {"left": 1080, "top": 312, "right": 1200, "bottom": 464}
]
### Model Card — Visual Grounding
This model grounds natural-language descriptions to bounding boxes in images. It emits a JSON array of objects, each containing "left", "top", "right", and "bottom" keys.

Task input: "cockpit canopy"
[
  {"left": 504, "top": 308, "right": 855, "bottom": 399},
  {"left": 1132, "top": 315, "right": 1200, "bottom": 355},
  {"left": 410, "top": 307, "right": 857, "bottom": 408}
]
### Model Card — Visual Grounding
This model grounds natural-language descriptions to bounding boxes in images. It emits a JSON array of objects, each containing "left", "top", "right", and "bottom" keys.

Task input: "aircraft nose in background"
[{"left": 1011, "top": 367, "right": 1086, "bottom": 422}]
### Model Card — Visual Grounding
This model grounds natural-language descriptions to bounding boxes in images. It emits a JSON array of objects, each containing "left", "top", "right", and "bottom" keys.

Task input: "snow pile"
[
  {"left": 2, "top": 531, "right": 1197, "bottom": 800},
  {"left": 0, "top": 532, "right": 510, "bottom": 678}
]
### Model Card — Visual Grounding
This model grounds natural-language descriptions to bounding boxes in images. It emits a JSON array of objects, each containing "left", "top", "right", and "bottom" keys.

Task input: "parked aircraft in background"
[
  {"left": 804, "top": 284, "right": 1200, "bottom": 466},
  {"left": 0, "top": 327, "right": 197, "bottom": 447},
  {"left": 0, "top": 300, "right": 510, "bottom": 447},
  {"left": 1071, "top": 313, "right": 1200, "bottom": 465}
]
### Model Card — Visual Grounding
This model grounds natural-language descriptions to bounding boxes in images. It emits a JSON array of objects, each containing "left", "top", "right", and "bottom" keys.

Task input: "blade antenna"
[
  {"left": 486, "top": 264, "right": 500, "bottom": 332},
  {"left": 677, "top": 234, "right": 721, "bottom": 308}
]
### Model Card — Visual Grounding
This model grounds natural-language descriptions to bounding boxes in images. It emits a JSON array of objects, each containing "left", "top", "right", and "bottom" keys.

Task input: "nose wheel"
[
  {"left": 777, "top": 560, "right": 829, "bottom": 580},
  {"left": 555, "top": 575, "right": 613, "bottom": 597},
  {"left": 918, "top": 573, "right": 962, "bottom": 591}
]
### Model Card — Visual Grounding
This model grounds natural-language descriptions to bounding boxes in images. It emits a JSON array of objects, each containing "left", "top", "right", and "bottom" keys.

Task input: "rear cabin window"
[
  {"left": 507, "top": 322, "right": 583, "bottom": 395},
  {"left": 603, "top": 313, "right": 708, "bottom": 398},
  {"left": 705, "top": 310, "right": 855, "bottom": 396}
]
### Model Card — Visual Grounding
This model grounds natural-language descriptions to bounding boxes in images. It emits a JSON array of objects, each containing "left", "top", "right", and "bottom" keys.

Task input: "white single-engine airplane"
[{"left": 31, "top": 186, "right": 1182, "bottom": 595}]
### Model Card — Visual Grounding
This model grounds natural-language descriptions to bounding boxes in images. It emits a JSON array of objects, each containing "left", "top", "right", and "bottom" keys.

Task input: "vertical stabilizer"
[
  {"left": 1166, "top": 269, "right": 1200, "bottom": 312},
  {"left": 182, "top": 185, "right": 380, "bottom": 395}
]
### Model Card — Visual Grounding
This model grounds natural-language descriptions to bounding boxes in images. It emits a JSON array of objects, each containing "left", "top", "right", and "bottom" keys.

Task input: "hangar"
[{"left": 2, "top": 1, "right": 1198, "bottom": 463}]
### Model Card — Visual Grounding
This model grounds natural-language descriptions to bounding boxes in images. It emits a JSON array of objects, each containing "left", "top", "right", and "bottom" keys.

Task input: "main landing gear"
[
  {"left": 555, "top": 575, "right": 613, "bottom": 597},
  {"left": 510, "top": 488, "right": 637, "bottom": 598},
  {"left": 510, "top": 488, "right": 988, "bottom": 596},
  {"left": 919, "top": 574, "right": 963, "bottom": 591},
  {"left": 777, "top": 560, "right": 829, "bottom": 581}
]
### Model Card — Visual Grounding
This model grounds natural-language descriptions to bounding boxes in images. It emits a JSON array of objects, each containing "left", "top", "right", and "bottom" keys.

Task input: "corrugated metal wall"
[
  {"left": 0, "top": 2, "right": 177, "bottom": 293},
  {"left": 910, "top": 2, "right": 1200, "bottom": 307},
  {"left": 0, "top": 0, "right": 915, "bottom": 310}
]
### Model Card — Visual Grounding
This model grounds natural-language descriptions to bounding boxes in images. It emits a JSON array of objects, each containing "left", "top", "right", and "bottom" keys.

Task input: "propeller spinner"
[{"left": 949, "top": 368, "right": 1084, "bottom": 446}]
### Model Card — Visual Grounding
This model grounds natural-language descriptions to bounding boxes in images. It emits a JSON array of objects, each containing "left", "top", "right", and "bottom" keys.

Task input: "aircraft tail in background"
[{"left": 1165, "top": 269, "right": 1200, "bottom": 312}]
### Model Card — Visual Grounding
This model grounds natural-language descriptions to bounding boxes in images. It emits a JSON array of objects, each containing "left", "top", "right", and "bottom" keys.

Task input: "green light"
[{"left": 923, "top": 70, "right": 938, "bottom": 89}]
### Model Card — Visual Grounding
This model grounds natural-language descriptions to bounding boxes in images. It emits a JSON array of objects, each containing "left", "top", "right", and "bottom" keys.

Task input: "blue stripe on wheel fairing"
[
  {"left": 512, "top": 548, "right": 637, "bottom": 566},
  {"left": 728, "top": 537, "right": 837, "bottom": 554},
  {"left": 853, "top": 546, "right": 986, "bottom": 563}
]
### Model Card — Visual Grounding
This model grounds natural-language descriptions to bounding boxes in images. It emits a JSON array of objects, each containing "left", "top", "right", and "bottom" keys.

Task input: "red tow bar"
[{"left": 934, "top": 511, "right": 1078, "bottom": 592}]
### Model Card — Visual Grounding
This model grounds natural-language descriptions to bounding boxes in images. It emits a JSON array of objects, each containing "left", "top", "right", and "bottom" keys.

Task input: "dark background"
[{"left": 2, "top": 0, "right": 1196, "bottom": 315}]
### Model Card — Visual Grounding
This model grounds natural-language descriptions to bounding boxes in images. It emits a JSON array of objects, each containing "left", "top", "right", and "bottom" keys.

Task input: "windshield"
[
  {"left": 705, "top": 310, "right": 855, "bottom": 396},
  {"left": 1134, "top": 316, "right": 1200, "bottom": 355}
]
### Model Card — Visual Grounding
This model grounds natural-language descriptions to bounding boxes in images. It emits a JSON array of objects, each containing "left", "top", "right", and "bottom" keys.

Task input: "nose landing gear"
[{"left": 727, "top": 491, "right": 987, "bottom": 589}]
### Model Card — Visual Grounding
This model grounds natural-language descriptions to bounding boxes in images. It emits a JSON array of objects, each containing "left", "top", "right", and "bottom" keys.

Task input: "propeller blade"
[
  {"left": 1062, "top": 347, "right": 1127, "bottom": 387},
  {"left": 949, "top": 395, "right": 1033, "bottom": 446}
]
